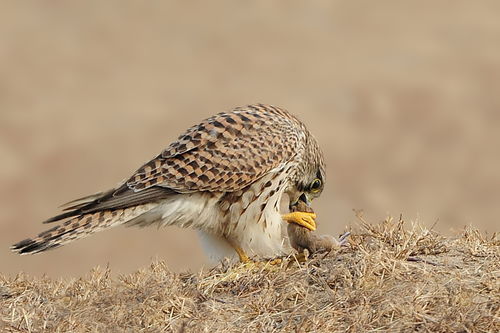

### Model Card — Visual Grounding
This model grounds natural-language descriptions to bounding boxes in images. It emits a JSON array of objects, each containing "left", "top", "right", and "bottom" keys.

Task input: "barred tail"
[{"left": 11, "top": 204, "right": 154, "bottom": 255}]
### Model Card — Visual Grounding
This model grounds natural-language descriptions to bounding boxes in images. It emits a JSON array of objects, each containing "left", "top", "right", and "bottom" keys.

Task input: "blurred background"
[{"left": 1, "top": 1, "right": 499, "bottom": 277}]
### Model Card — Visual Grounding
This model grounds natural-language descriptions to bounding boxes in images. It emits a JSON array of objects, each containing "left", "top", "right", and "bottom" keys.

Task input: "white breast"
[
  {"left": 220, "top": 168, "right": 291, "bottom": 260},
  {"left": 197, "top": 188, "right": 288, "bottom": 262},
  {"left": 144, "top": 167, "right": 291, "bottom": 262}
]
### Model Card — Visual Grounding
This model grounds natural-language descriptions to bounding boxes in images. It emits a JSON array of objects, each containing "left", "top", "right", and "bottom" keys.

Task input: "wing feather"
[
  {"left": 44, "top": 104, "right": 304, "bottom": 224},
  {"left": 126, "top": 104, "right": 303, "bottom": 193}
]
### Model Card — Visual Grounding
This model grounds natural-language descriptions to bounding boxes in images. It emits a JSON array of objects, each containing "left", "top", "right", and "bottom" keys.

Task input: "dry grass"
[{"left": 1, "top": 216, "right": 499, "bottom": 332}]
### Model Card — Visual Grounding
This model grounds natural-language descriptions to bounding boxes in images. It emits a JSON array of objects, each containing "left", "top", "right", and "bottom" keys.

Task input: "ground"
[{"left": 1, "top": 215, "right": 498, "bottom": 332}]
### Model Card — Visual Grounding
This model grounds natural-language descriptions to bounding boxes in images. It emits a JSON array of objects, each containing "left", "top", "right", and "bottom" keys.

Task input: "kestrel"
[{"left": 12, "top": 104, "right": 325, "bottom": 263}]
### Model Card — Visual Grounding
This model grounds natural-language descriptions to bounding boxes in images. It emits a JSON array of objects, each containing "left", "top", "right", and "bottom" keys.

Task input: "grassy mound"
[{"left": 1, "top": 216, "right": 498, "bottom": 332}]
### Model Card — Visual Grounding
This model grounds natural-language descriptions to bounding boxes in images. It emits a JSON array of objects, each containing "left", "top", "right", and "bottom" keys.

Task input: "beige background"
[{"left": 1, "top": 1, "right": 499, "bottom": 277}]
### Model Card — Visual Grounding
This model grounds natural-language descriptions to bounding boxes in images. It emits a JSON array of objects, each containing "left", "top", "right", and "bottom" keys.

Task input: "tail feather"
[
  {"left": 11, "top": 204, "right": 155, "bottom": 255},
  {"left": 43, "top": 187, "right": 172, "bottom": 224}
]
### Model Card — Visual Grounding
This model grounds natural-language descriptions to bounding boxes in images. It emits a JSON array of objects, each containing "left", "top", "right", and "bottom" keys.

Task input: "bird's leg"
[
  {"left": 233, "top": 245, "right": 251, "bottom": 263},
  {"left": 282, "top": 212, "right": 317, "bottom": 231},
  {"left": 225, "top": 238, "right": 282, "bottom": 270},
  {"left": 226, "top": 238, "right": 251, "bottom": 263}
]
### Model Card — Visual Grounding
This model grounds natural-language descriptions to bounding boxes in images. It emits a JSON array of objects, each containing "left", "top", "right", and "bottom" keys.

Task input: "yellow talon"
[
  {"left": 234, "top": 246, "right": 251, "bottom": 263},
  {"left": 226, "top": 238, "right": 251, "bottom": 263},
  {"left": 282, "top": 212, "right": 317, "bottom": 231}
]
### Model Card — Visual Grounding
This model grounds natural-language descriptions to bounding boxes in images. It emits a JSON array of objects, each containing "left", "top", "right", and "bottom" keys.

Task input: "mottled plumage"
[{"left": 12, "top": 104, "right": 326, "bottom": 262}]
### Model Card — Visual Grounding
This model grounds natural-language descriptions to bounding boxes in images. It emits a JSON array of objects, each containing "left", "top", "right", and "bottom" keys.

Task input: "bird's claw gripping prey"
[{"left": 281, "top": 212, "right": 317, "bottom": 231}]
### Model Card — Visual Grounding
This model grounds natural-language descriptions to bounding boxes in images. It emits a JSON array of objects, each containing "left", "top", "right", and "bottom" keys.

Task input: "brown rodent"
[{"left": 287, "top": 201, "right": 341, "bottom": 254}]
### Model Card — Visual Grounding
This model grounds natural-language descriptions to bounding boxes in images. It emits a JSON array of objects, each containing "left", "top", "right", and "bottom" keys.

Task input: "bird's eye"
[{"left": 310, "top": 178, "right": 322, "bottom": 192}]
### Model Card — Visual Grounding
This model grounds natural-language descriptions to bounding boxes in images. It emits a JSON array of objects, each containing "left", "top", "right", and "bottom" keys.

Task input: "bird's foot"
[
  {"left": 235, "top": 248, "right": 251, "bottom": 264},
  {"left": 282, "top": 212, "right": 317, "bottom": 231},
  {"left": 230, "top": 242, "right": 282, "bottom": 266},
  {"left": 238, "top": 257, "right": 283, "bottom": 271},
  {"left": 209, "top": 258, "right": 283, "bottom": 284}
]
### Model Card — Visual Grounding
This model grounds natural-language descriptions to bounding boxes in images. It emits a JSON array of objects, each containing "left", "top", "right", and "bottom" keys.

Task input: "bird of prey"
[{"left": 12, "top": 104, "right": 325, "bottom": 263}]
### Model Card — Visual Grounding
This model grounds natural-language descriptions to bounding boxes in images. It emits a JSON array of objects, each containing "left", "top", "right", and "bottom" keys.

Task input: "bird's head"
[
  {"left": 289, "top": 133, "right": 326, "bottom": 210},
  {"left": 290, "top": 168, "right": 325, "bottom": 209}
]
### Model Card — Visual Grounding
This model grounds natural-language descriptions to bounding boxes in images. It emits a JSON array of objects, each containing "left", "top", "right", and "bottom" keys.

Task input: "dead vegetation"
[{"left": 1, "top": 215, "right": 499, "bottom": 332}]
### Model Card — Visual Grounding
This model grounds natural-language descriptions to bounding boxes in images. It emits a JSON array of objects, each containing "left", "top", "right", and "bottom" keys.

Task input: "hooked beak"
[
  {"left": 290, "top": 193, "right": 312, "bottom": 210},
  {"left": 299, "top": 193, "right": 311, "bottom": 206}
]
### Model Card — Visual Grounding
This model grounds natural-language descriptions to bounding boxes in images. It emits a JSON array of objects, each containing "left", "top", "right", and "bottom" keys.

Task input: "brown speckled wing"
[
  {"left": 127, "top": 104, "right": 304, "bottom": 193},
  {"left": 43, "top": 104, "right": 305, "bottom": 224}
]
